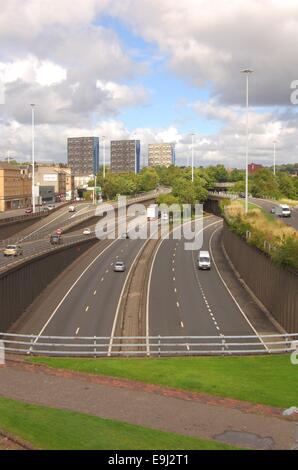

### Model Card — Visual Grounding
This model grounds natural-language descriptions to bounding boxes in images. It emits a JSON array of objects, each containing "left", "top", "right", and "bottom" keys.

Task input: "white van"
[
  {"left": 198, "top": 251, "right": 211, "bottom": 270},
  {"left": 277, "top": 204, "right": 291, "bottom": 218},
  {"left": 68, "top": 205, "right": 76, "bottom": 212}
]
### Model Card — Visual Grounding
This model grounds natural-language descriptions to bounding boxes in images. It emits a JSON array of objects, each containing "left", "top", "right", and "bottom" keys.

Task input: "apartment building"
[
  {"left": 67, "top": 137, "right": 99, "bottom": 177},
  {"left": 148, "top": 143, "right": 175, "bottom": 167},
  {"left": 110, "top": 140, "right": 140, "bottom": 174},
  {"left": 0, "top": 163, "right": 31, "bottom": 212}
]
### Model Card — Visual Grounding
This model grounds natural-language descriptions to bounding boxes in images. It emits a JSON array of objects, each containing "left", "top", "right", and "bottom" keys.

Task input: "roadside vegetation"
[
  {"left": 0, "top": 397, "right": 236, "bottom": 450},
  {"left": 222, "top": 199, "right": 298, "bottom": 271},
  {"left": 28, "top": 355, "right": 298, "bottom": 409},
  {"left": 233, "top": 167, "right": 298, "bottom": 201}
]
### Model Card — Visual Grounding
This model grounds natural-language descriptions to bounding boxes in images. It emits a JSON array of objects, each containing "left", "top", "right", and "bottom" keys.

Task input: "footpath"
[{"left": 0, "top": 360, "right": 297, "bottom": 450}]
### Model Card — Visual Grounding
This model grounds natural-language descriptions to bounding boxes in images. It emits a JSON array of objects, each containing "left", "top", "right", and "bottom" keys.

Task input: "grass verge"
[
  {"left": 0, "top": 397, "right": 235, "bottom": 450},
  {"left": 28, "top": 355, "right": 298, "bottom": 409}
]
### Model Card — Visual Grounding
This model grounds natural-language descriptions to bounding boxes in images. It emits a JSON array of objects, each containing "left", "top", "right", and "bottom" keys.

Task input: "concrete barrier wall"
[
  {"left": 222, "top": 222, "right": 298, "bottom": 333},
  {"left": 0, "top": 239, "right": 98, "bottom": 332}
]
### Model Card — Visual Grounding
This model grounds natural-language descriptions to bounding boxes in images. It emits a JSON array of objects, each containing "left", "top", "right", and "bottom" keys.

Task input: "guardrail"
[
  {"left": 208, "top": 191, "right": 238, "bottom": 200},
  {"left": 1, "top": 333, "right": 297, "bottom": 357},
  {"left": 0, "top": 191, "right": 164, "bottom": 271}
]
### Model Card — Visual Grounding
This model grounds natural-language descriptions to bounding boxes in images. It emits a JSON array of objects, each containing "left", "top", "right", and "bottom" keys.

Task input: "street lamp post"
[
  {"left": 31, "top": 104, "right": 36, "bottom": 214},
  {"left": 273, "top": 140, "right": 277, "bottom": 176},
  {"left": 191, "top": 133, "right": 195, "bottom": 182},
  {"left": 102, "top": 136, "right": 106, "bottom": 179},
  {"left": 241, "top": 69, "right": 254, "bottom": 214}
]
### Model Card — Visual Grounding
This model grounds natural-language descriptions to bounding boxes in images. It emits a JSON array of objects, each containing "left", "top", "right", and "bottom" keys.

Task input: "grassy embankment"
[
  {"left": 0, "top": 397, "right": 236, "bottom": 450},
  {"left": 222, "top": 199, "right": 298, "bottom": 271},
  {"left": 28, "top": 355, "right": 298, "bottom": 409}
]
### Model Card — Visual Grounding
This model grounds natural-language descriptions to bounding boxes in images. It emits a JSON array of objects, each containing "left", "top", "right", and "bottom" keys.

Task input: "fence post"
[
  {"left": 0, "top": 340, "right": 5, "bottom": 365},
  {"left": 158, "top": 335, "right": 161, "bottom": 358},
  {"left": 221, "top": 337, "right": 226, "bottom": 355},
  {"left": 94, "top": 336, "right": 97, "bottom": 358}
]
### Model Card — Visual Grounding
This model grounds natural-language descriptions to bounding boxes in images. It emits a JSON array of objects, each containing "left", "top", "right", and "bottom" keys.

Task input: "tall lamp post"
[
  {"left": 102, "top": 135, "right": 106, "bottom": 179},
  {"left": 191, "top": 133, "right": 195, "bottom": 182},
  {"left": 241, "top": 69, "right": 253, "bottom": 214},
  {"left": 273, "top": 140, "right": 277, "bottom": 176},
  {"left": 31, "top": 104, "right": 36, "bottom": 214}
]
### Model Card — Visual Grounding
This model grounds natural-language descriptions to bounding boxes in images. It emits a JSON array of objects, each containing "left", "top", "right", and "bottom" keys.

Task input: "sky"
[{"left": 1, "top": 0, "right": 298, "bottom": 168}]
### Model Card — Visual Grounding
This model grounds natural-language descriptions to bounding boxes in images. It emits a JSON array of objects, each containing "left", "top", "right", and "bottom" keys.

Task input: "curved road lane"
[{"left": 149, "top": 216, "right": 264, "bottom": 354}]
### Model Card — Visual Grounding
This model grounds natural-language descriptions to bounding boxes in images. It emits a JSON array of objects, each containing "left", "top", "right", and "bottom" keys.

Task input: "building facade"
[
  {"left": 67, "top": 137, "right": 99, "bottom": 178},
  {"left": 248, "top": 163, "right": 264, "bottom": 174},
  {"left": 110, "top": 140, "right": 141, "bottom": 174},
  {"left": 148, "top": 143, "right": 175, "bottom": 167},
  {"left": 20, "top": 164, "right": 74, "bottom": 202},
  {"left": 0, "top": 163, "right": 31, "bottom": 212}
]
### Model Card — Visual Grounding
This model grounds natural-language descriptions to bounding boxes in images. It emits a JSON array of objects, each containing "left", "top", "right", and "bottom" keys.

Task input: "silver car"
[{"left": 113, "top": 261, "right": 126, "bottom": 272}]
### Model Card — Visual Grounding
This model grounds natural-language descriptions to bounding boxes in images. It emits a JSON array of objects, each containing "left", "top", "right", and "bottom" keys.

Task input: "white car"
[{"left": 83, "top": 228, "right": 91, "bottom": 235}]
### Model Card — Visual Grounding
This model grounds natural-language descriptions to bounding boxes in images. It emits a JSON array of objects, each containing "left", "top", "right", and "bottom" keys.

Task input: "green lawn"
[
  {"left": 0, "top": 397, "right": 235, "bottom": 450},
  {"left": 29, "top": 355, "right": 298, "bottom": 409}
]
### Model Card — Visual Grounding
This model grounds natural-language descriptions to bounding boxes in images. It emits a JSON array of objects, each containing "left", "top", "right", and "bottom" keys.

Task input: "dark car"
[{"left": 50, "top": 234, "right": 62, "bottom": 245}]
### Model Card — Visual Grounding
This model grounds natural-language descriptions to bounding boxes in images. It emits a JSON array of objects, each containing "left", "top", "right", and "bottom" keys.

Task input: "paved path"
[{"left": 0, "top": 362, "right": 297, "bottom": 450}]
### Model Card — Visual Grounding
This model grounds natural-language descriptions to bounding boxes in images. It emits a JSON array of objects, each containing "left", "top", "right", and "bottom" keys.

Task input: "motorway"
[
  {"left": 0, "top": 191, "right": 162, "bottom": 270},
  {"left": 11, "top": 214, "right": 278, "bottom": 355},
  {"left": 0, "top": 202, "right": 96, "bottom": 270},
  {"left": 249, "top": 197, "right": 298, "bottom": 231},
  {"left": 148, "top": 216, "right": 264, "bottom": 353}
]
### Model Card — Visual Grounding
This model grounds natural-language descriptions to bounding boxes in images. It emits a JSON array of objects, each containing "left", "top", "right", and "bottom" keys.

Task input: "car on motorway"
[
  {"left": 120, "top": 232, "right": 130, "bottom": 239},
  {"left": 197, "top": 250, "right": 211, "bottom": 270},
  {"left": 83, "top": 228, "right": 91, "bottom": 235},
  {"left": 50, "top": 234, "right": 62, "bottom": 245},
  {"left": 274, "top": 204, "right": 291, "bottom": 218},
  {"left": 24, "top": 207, "right": 33, "bottom": 214},
  {"left": 47, "top": 204, "right": 56, "bottom": 210},
  {"left": 113, "top": 260, "right": 126, "bottom": 272},
  {"left": 69, "top": 205, "right": 76, "bottom": 212},
  {"left": 3, "top": 245, "right": 23, "bottom": 257}
]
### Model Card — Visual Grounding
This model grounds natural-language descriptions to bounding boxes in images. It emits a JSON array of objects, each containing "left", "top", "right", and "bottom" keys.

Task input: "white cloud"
[
  {"left": 0, "top": 56, "right": 67, "bottom": 86},
  {"left": 110, "top": 0, "right": 298, "bottom": 106}
]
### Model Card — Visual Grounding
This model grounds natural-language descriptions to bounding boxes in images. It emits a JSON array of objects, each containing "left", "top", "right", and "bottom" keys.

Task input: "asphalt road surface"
[
  {"left": 249, "top": 197, "right": 298, "bottom": 231},
  {"left": 149, "top": 215, "right": 264, "bottom": 354},
  {"left": 9, "top": 214, "right": 274, "bottom": 356}
]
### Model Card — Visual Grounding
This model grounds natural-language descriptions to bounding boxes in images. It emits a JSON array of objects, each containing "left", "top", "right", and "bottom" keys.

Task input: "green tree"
[
  {"left": 250, "top": 169, "right": 280, "bottom": 199},
  {"left": 276, "top": 172, "right": 297, "bottom": 199},
  {"left": 138, "top": 167, "right": 159, "bottom": 192}
]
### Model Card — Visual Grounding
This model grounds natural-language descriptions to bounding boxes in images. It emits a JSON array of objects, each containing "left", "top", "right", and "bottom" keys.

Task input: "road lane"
[
  {"left": 249, "top": 197, "right": 298, "bottom": 231},
  {"left": 149, "top": 216, "right": 263, "bottom": 354}
]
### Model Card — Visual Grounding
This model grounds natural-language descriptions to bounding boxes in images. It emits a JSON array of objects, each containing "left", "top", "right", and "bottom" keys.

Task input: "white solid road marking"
[
  {"left": 209, "top": 225, "right": 268, "bottom": 351},
  {"left": 32, "top": 239, "right": 119, "bottom": 344}
]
